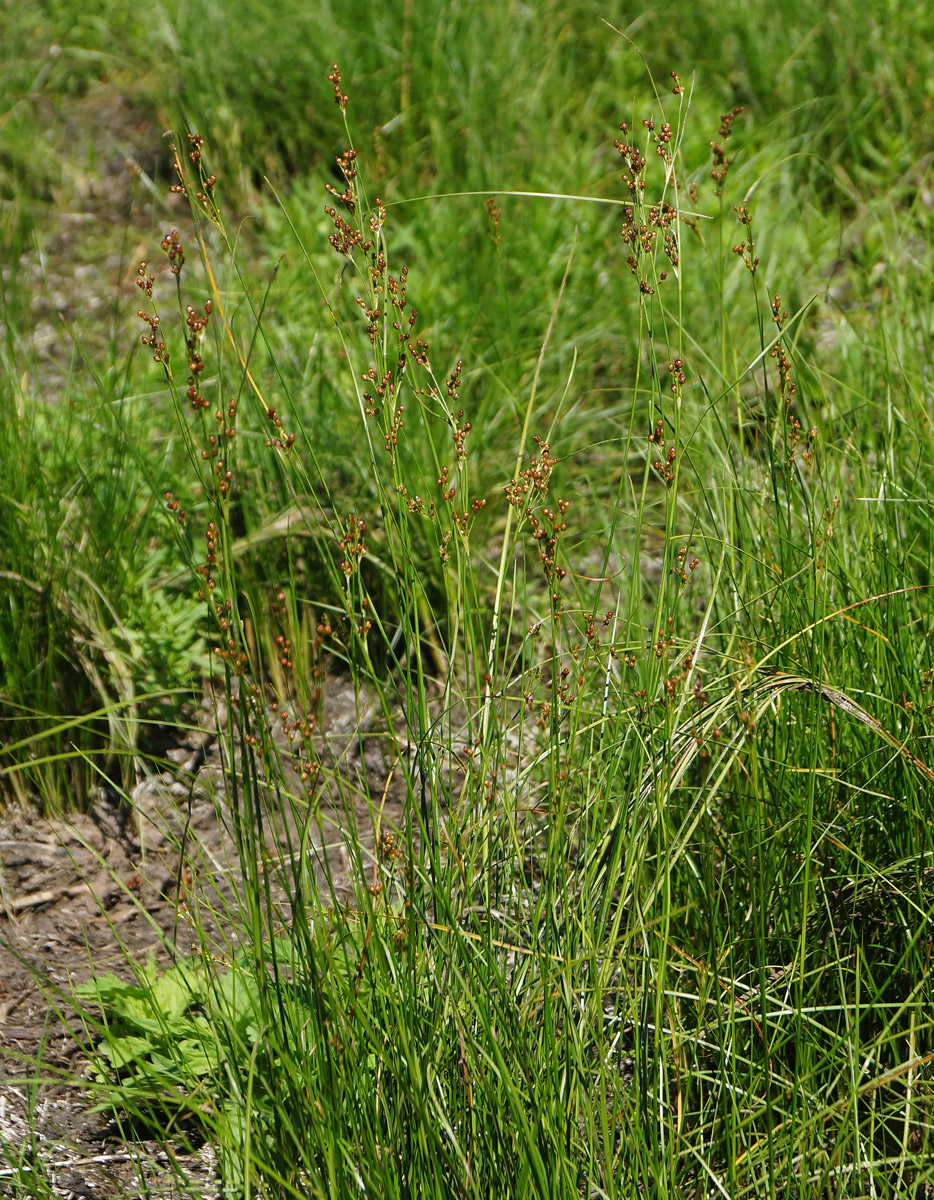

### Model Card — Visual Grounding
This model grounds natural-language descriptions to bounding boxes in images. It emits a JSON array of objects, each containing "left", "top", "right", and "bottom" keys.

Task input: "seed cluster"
[
  {"left": 647, "top": 418, "right": 676, "bottom": 485},
  {"left": 770, "top": 295, "right": 818, "bottom": 466},
  {"left": 185, "top": 299, "right": 212, "bottom": 410},
  {"left": 170, "top": 134, "right": 219, "bottom": 221},
  {"left": 710, "top": 107, "right": 743, "bottom": 194},
  {"left": 327, "top": 62, "right": 349, "bottom": 111},
  {"left": 614, "top": 107, "right": 685, "bottom": 298},
  {"left": 137, "top": 303, "right": 167, "bottom": 363},
  {"left": 161, "top": 229, "right": 185, "bottom": 276},
  {"left": 674, "top": 544, "right": 701, "bottom": 586},
  {"left": 164, "top": 490, "right": 186, "bottom": 526},
  {"left": 338, "top": 516, "right": 368, "bottom": 578},
  {"left": 322, "top": 143, "right": 435, "bottom": 476},
  {"left": 320, "top": 72, "right": 488, "bottom": 586},
  {"left": 264, "top": 406, "right": 295, "bottom": 451},
  {"left": 732, "top": 205, "right": 758, "bottom": 274},
  {"left": 506, "top": 438, "right": 570, "bottom": 613},
  {"left": 134, "top": 130, "right": 335, "bottom": 809}
]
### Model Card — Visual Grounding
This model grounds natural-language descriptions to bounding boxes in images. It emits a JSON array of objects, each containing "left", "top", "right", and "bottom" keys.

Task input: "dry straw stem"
[{"left": 675, "top": 669, "right": 934, "bottom": 794}]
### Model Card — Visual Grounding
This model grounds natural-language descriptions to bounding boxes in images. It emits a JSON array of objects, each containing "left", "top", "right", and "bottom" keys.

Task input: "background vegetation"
[{"left": 3, "top": 0, "right": 934, "bottom": 1195}]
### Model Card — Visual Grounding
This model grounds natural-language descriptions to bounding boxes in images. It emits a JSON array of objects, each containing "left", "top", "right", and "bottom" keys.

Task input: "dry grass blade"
[
  {"left": 592, "top": 669, "right": 934, "bottom": 914},
  {"left": 666, "top": 671, "right": 934, "bottom": 792},
  {"left": 747, "top": 672, "right": 934, "bottom": 785}
]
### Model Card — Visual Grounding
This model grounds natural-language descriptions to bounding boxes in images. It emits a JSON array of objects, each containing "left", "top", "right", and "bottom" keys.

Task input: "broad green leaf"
[{"left": 99, "top": 1033, "right": 155, "bottom": 1069}]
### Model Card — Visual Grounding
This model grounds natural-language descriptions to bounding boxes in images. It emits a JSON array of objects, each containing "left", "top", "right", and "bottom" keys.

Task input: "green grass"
[{"left": 4, "top": 1, "right": 934, "bottom": 1196}]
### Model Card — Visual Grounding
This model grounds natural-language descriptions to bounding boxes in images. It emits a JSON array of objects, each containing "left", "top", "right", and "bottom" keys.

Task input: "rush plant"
[{"left": 69, "top": 48, "right": 934, "bottom": 1198}]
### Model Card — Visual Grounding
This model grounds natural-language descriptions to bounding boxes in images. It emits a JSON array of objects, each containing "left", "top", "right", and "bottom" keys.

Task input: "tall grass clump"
[
  {"left": 71, "top": 51, "right": 934, "bottom": 1200},
  {"left": 0, "top": 270, "right": 207, "bottom": 811}
]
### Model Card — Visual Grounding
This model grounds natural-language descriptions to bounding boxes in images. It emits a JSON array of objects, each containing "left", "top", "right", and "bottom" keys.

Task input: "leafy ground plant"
[{"left": 76, "top": 947, "right": 308, "bottom": 1195}]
